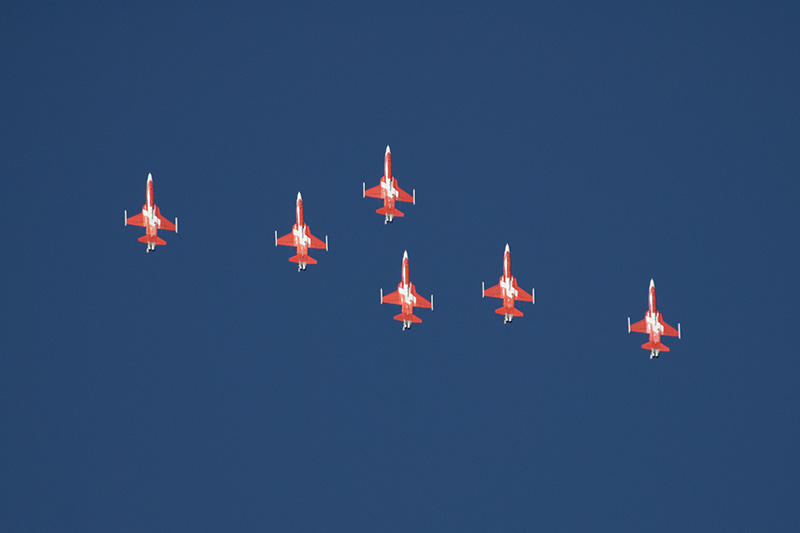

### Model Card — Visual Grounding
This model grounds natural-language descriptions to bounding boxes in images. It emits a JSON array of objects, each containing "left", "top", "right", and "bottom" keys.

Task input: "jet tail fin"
[
  {"left": 289, "top": 255, "right": 317, "bottom": 264},
  {"left": 394, "top": 313, "right": 422, "bottom": 323},
  {"left": 495, "top": 307, "right": 523, "bottom": 317},
  {"left": 376, "top": 207, "right": 404, "bottom": 217},
  {"left": 642, "top": 341, "right": 670, "bottom": 352},
  {"left": 138, "top": 235, "right": 167, "bottom": 245}
]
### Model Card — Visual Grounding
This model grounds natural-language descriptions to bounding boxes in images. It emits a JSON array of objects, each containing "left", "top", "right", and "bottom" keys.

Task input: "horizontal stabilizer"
[
  {"left": 641, "top": 341, "right": 670, "bottom": 352},
  {"left": 394, "top": 313, "right": 422, "bottom": 323},
  {"left": 289, "top": 255, "right": 317, "bottom": 264},
  {"left": 495, "top": 307, "right": 523, "bottom": 317},
  {"left": 376, "top": 207, "right": 404, "bottom": 217},
  {"left": 138, "top": 235, "right": 167, "bottom": 245}
]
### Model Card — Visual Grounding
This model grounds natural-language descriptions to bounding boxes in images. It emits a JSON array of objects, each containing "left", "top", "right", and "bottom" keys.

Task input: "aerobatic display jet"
[
  {"left": 363, "top": 145, "right": 415, "bottom": 224},
  {"left": 275, "top": 192, "right": 328, "bottom": 271},
  {"left": 380, "top": 251, "right": 433, "bottom": 330},
  {"left": 124, "top": 173, "right": 178, "bottom": 252},
  {"left": 482, "top": 244, "right": 534, "bottom": 323},
  {"left": 628, "top": 279, "right": 681, "bottom": 359}
]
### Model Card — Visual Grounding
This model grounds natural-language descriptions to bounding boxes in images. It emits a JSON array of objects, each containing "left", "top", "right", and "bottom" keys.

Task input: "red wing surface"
[
  {"left": 382, "top": 290, "right": 402, "bottom": 305},
  {"left": 396, "top": 185, "right": 413, "bottom": 203},
  {"left": 276, "top": 232, "right": 295, "bottom": 247},
  {"left": 412, "top": 289, "right": 432, "bottom": 309},
  {"left": 661, "top": 320, "right": 680, "bottom": 337},
  {"left": 629, "top": 318, "right": 648, "bottom": 333},
  {"left": 483, "top": 283, "right": 504, "bottom": 299},
  {"left": 306, "top": 229, "right": 327, "bottom": 250},
  {"left": 514, "top": 283, "right": 534, "bottom": 303},
  {"left": 364, "top": 183, "right": 384, "bottom": 198},
  {"left": 157, "top": 213, "right": 176, "bottom": 232},
  {"left": 126, "top": 212, "right": 146, "bottom": 227}
]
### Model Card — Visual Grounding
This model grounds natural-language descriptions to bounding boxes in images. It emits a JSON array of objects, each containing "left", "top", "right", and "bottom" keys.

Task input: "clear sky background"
[{"left": 2, "top": 1, "right": 799, "bottom": 531}]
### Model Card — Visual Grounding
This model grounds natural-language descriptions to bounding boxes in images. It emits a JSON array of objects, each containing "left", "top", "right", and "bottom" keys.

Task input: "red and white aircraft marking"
[
  {"left": 380, "top": 251, "right": 433, "bottom": 330},
  {"left": 628, "top": 279, "right": 681, "bottom": 359},
  {"left": 482, "top": 244, "right": 534, "bottom": 323},
  {"left": 275, "top": 192, "right": 328, "bottom": 271},
  {"left": 124, "top": 173, "right": 177, "bottom": 253},
  {"left": 363, "top": 145, "right": 415, "bottom": 224}
]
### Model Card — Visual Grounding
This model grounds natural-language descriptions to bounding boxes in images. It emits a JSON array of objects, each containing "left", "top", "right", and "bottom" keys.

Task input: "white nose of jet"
[
  {"left": 386, "top": 145, "right": 391, "bottom": 155},
  {"left": 147, "top": 173, "right": 153, "bottom": 182},
  {"left": 403, "top": 250, "right": 408, "bottom": 260},
  {"left": 297, "top": 192, "right": 302, "bottom": 202},
  {"left": 650, "top": 278, "right": 655, "bottom": 288},
  {"left": 505, "top": 243, "right": 510, "bottom": 253}
]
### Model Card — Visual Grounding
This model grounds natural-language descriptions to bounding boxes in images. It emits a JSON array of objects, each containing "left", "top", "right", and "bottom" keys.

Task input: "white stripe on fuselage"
[
  {"left": 143, "top": 206, "right": 160, "bottom": 229},
  {"left": 399, "top": 283, "right": 416, "bottom": 305},
  {"left": 500, "top": 276, "right": 517, "bottom": 298},
  {"left": 381, "top": 178, "right": 398, "bottom": 199},
  {"left": 646, "top": 313, "right": 663, "bottom": 335},
  {"left": 292, "top": 225, "right": 309, "bottom": 247}
]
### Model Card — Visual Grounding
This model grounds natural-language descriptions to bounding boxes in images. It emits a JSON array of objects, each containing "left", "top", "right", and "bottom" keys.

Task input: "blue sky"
[{"left": 2, "top": 2, "right": 799, "bottom": 530}]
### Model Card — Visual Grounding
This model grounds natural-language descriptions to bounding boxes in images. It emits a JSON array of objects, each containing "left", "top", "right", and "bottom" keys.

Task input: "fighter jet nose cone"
[
  {"left": 505, "top": 244, "right": 510, "bottom": 253},
  {"left": 297, "top": 192, "right": 302, "bottom": 201},
  {"left": 650, "top": 278, "right": 655, "bottom": 287},
  {"left": 147, "top": 173, "right": 153, "bottom": 181},
  {"left": 403, "top": 250, "right": 408, "bottom": 259},
  {"left": 386, "top": 145, "right": 391, "bottom": 154}
]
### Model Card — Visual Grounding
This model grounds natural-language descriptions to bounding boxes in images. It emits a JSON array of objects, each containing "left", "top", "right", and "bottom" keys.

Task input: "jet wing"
[
  {"left": 515, "top": 287, "right": 533, "bottom": 302},
  {"left": 483, "top": 283, "right": 504, "bottom": 299},
  {"left": 156, "top": 211, "right": 176, "bottom": 232},
  {"left": 126, "top": 212, "right": 146, "bottom": 227},
  {"left": 629, "top": 318, "right": 648, "bottom": 334},
  {"left": 306, "top": 227, "right": 327, "bottom": 250},
  {"left": 511, "top": 278, "right": 533, "bottom": 302},
  {"left": 411, "top": 288, "right": 432, "bottom": 309},
  {"left": 382, "top": 289, "right": 402, "bottom": 305},
  {"left": 364, "top": 182, "right": 384, "bottom": 199},
  {"left": 661, "top": 319, "right": 680, "bottom": 337},
  {"left": 395, "top": 184, "right": 414, "bottom": 203},
  {"left": 276, "top": 231, "right": 295, "bottom": 247}
]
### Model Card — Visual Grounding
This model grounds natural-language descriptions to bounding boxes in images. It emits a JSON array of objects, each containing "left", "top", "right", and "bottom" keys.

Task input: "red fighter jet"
[
  {"left": 363, "top": 145, "right": 415, "bottom": 224},
  {"left": 380, "top": 251, "right": 433, "bottom": 330},
  {"left": 482, "top": 244, "right": 535, "bottom": 323},
  {"left": 124, "top": 173, "right": 178, "bottom": 253},
  {"left": 628, "top": 279, "right": 681, "bottom": 359},
  {"left": 275, "top": 192, "right": 328, "bottom": 271}
]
